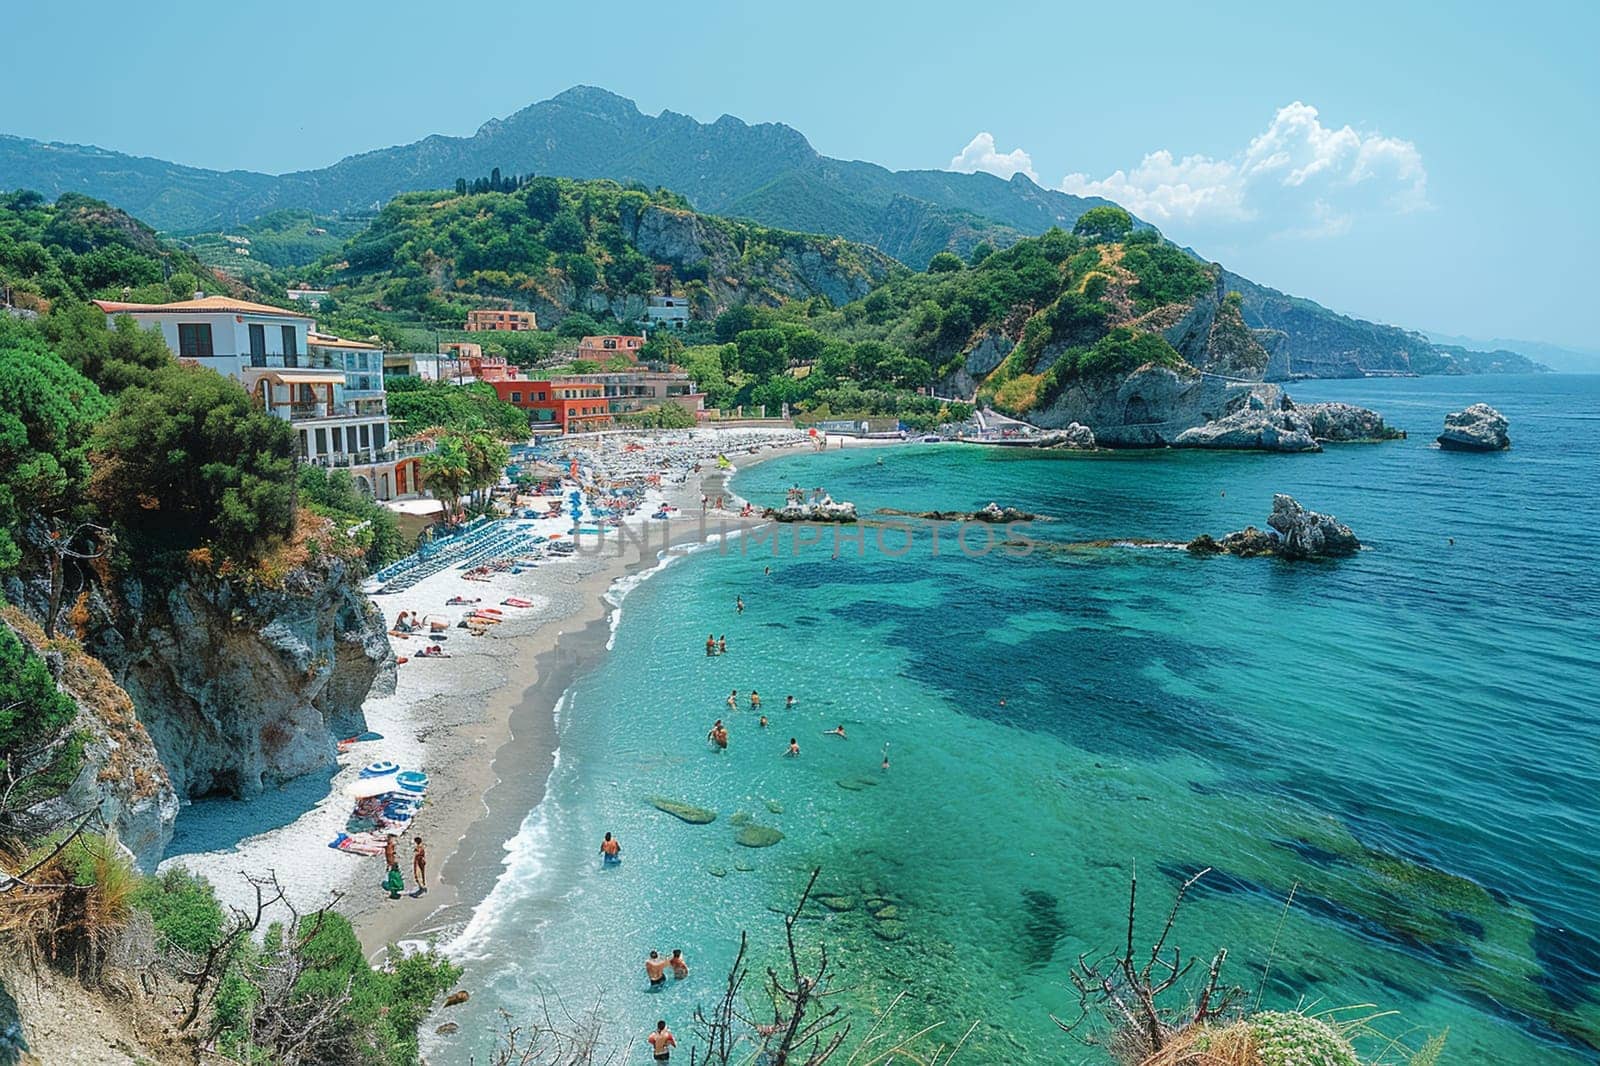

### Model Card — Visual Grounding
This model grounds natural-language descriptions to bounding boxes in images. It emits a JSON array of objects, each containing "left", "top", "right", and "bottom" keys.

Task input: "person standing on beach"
[
  {"left": 384, "top": 834, "right": 397, "bottom": 868},
  {"left": 412, "top": 837, "right": 427, "bottom": 893},
  {"left": 645, "top": 952, "right": 668, "bottom": 990},
  {"left": 670, "top": 949, "right": 689, "bottom": 980},
  {"left": 647, "top": 1021, "right": 677, "bottom": 1061}
]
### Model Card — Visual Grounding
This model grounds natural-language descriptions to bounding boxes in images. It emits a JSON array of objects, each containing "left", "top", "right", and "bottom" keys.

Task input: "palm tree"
[
  {"left": 422, "top": 436, "right": 470, "bottom": 520},
  {"left": 462, "top": 432, "right": 510, "bottom": 511}
]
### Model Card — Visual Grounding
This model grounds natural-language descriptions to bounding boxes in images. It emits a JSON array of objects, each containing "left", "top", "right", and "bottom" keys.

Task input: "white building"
[
  {"left": 94, "top": 295, "right": 431, "bottom": 501},
  {"left": 644, "top": 294, "right": 691, "bottom": 330}
]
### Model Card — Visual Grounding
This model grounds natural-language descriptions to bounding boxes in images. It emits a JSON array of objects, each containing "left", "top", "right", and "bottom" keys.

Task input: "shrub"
[
  {"left": 129, "top": 867, "right": 225, "bottom": 955},
  {"left": 1072, "top": 205, "right": 1134, "bottom": 243},
  {"left": 0, "top": 624, "right": 83, "bottom": 816}
]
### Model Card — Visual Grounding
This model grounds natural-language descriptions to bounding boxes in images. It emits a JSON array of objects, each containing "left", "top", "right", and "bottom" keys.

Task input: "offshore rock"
[
  {"left": 649, "top": 797, "right": 717, "bottom": 824},
  {"left": 1173, "top": 400, "right": 1321, "bottom": 453},
  {"left": 769, "top": 501, "right": 858, "bottom": 523},
  {"left": 1189, "top": 495, "right": 1360, "bottom": 561},
  {"left": 1297, "top": 402, "right": 1405, "bottom": 442},
  {"left": 735, "top": 824, "right": 785, "bottom": 847},
  {"left": 1437, "top": 403, "right": 1510, "bottom": 451}
]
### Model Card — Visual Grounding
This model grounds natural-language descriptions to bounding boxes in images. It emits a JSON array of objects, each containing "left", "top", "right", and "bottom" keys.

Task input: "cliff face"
[
  {"left": 1031, "top": 366, "right": 1268, "bottom": 447},
  {"left": 0, "top": 609, "right": 178, "bottom": 869},
  {"left": 623, "top": 202, "right": 898, "bottom": 308},
  {"left": 83, "top": 554, "right": 393, "bottom": 804}
]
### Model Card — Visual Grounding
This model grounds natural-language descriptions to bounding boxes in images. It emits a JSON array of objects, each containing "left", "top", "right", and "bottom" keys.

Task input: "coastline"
[
  {"left": 156, "top": 433, "right": 866, "bottom": 961},
  {"left": 355, "top": 439, "right": 817, "bottom": 957}
]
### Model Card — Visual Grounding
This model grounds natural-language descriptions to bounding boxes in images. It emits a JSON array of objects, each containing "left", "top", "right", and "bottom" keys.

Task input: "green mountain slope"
[{"left": 0, "top": 88, "right": 1551, "bottom": 378}]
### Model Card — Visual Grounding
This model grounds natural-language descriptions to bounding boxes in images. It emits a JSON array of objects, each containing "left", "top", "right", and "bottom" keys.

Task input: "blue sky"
[{"left": 5, "top": 0, "right": 1596, "bottom": 348}]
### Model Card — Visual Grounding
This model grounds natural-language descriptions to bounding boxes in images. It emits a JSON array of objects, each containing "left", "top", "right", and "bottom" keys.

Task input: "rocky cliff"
[
  {"left": 0, "top": 609, "right": 177, "bottom": 869},
  {"left": 3, "top": 528, "right": 392, "bottom": 867},
  {"left": 621, "top": 202, "right": 897, "bottom": 309},
  {"left": 81, "top": 553, "right": 392, "bottom": 802}
]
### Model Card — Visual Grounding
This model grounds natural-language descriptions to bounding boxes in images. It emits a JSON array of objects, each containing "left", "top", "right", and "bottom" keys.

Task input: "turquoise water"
[{"left": 446, "top": 374, "right": 1599, "bottom": 1064}]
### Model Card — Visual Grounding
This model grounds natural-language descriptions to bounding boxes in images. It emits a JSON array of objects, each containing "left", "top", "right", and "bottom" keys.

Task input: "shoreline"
[{"left": 353, "top": 439, "right": 816, "bottom": 957}]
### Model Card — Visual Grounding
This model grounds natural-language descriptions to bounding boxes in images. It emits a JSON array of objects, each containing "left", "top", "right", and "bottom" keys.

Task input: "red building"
[
  {"left": 486, "top": 378, "right": 612, "bottom": 433},
  {"left": 577, "top": 334, "right": 644, "bottom": 363}
]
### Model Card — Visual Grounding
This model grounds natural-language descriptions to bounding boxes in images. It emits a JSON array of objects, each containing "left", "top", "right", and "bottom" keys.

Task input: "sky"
[{"left": 4, "top": 0, "right": 1597, "bottom": 349}]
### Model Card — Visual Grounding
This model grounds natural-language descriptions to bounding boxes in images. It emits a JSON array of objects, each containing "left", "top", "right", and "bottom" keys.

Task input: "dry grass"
[
  {"left": 1, "top": 607, "right": 166, "bottom": 799},
  {"left": 1138, "top": 1026, "right": 1256, "bottom": 1066},
  {"left": 0, "top": 832, "right": 136, "bottom": 976}
]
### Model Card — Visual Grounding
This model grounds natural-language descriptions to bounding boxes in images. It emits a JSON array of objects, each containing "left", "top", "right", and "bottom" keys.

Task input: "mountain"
[
  {"left": 0, "top": 87, "right": 1116, "bottom": 263},
  {"left": 0, "top": 87, "right": 1555, "bottom": 378},
  {"left": 1425, "top": 330, "right": 1594, "bottom": 373}
]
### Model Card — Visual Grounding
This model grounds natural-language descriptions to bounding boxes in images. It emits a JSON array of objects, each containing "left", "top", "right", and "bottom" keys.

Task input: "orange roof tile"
[{"left": 93, "top": 295, "right": 312, "bottom": 319}]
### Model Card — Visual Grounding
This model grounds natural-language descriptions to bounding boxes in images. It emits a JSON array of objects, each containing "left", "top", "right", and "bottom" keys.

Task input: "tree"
[
  {"left": 523, "top": 177, "right": 561, "bottom": 222},
  {"left": 89, "top": 365, "right": 294, "bottom": 560},
  {"left": 422, "top": 437, "right": 471, "bottom": 519},
  {"left": 545, "top": 210, "right": 586, "bottom": 254},
  {"left": 928, "top": 251, "right": 964, "bottom": 273},
  {"left": 461, "top": 432, "right": 510, "bottom": 510},
  {"left": 968, "top": 241, "right": 996, "bottom": 267},
  {"left": 454, "top": 178, "right": 468, "bottom": 196},
  {"left": 42, "top": 302, "right": 173, "bottom": 394},
  {"left": 1072, "top": 206, "right": 1135, "bottom": 244},
  {"left": 0, "top": 624, "right": 83, "bottom": 834},
  {"left": 556, "top": 311, "right": 601, "bottom": 338},
  {"left": 0, "top": 321, "right": 110, "bottom": 573}
]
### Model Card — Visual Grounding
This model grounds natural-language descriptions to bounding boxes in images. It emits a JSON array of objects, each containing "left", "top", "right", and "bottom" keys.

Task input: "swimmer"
[
  {"left": 786, "top": 737, "right": 800, "bottom": 757},
  {"left": 750, "top": 691, "right": 761, "bottom": 709},
  {"left": 759, "top": 715, "right": 768, "bottom": 728},
  {"left": 727, "top": 689, "right": 738, "bottom": 710},
  {"left": 709, "top": 720, "right": 729, "bottom": 749},
  {"left": 706, "top": 634, "right": 716, "bottom": 656},
  {"left": 764, "top": 565, "right": 771, "bottom": 576},
  {"left": 824, "top": 725, "right": 847, "bottom": 738},
  {"left": 648, "top": 1021, "right": 677, "bottom": 1062},
  {"left": 785, "top": 695, "right": 795, "bottom": 710},
  {"left": 736, "top": 596, "right": 744, "bottom": 614},
  {"left": 881, "top": 743, "right": 890, "bottom": 771},
  {"left": 645, "top": 951, "right": 668, "bottom": 989},
  {"left": 719, "top": 635, "right": 727, "bottom": 654},
  {"left": 669, "top": 949, "right": 689, "bottom": 979},
  {"left": 600, "top": 832, "right": 621, "bottom": 862}
]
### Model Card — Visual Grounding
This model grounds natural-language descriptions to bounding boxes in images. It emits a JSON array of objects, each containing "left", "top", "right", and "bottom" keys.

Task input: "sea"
[{"left": 439, "top": 374, "right": 1599, "bottom": 1065}]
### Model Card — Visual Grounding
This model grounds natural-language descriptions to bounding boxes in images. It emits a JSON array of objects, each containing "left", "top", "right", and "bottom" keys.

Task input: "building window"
[
  {"left": 178, "top": 323, "right": 214, "bottom": 358},
  {"left": 248, "top": 324, "right": 266, "bottom": 365},
  {"left": 282, "top": 326, "right": 299, "bottom": 366},
  {"left": 510, "top": 391, "right": 522, "bottom": 403}
]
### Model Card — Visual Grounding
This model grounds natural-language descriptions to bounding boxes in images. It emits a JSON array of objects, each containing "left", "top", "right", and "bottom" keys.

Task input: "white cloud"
[
  {"left": 949, "top": 132, "right": 1038, "bottom": 183},
  {"left": 1055, "top": 102, "right": 1428, "bottom": 239}
]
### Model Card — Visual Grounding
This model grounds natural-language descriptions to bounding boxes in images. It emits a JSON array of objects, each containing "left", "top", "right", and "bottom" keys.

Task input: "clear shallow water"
[{"left": 445, "top": 375, "right": 1600, "bottom": 1064}]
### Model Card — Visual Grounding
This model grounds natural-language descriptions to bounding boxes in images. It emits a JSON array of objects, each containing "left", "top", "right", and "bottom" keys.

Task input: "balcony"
[{"left": 307, "top": 439, "right": 435, "bottom": 470}]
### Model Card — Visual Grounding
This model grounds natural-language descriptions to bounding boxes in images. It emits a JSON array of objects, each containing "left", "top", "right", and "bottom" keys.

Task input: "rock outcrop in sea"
[
  {"left": 1436, "top": 403, "right": 1511, "bottom": 451},
  {"left": 1172, "top": 393, "right": 1321, "bottom": 452},
  {"left": 1188, "top": 494, "right": 1361, "bottom": 561}
]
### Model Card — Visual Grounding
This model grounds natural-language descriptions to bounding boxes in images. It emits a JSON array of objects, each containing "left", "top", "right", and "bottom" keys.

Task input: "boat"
[{"left": 359, "top": 760, "right": 398, "bottom": 778}]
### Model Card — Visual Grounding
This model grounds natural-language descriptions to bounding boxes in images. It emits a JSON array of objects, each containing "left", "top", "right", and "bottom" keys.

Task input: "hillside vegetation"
[{"left": 294, "top": 176, "right": 899, "bottom": 342}]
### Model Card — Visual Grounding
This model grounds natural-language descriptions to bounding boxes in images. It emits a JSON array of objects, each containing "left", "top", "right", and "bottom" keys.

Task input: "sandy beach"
[{"left": 159, "top": 430, "right": 837, "bottom": 959}]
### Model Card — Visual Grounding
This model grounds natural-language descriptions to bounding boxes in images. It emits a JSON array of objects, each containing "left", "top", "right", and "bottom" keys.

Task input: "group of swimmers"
[{"left": 704, "top": 634, "right": 729, "bottom": 656}]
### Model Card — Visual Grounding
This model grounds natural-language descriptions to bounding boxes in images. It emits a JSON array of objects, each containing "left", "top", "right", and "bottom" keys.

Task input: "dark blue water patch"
[
  {"left": 1454, "top": 987, "right": 1600, "bottom": 1063},
  {"left": 1533, "top": 920, "right": 1600, "bottom": 1012},
  {"left": 1272, "top": 836, "right": 1350, "bottom": 868},
  {"left": 760, "top": 622, "right": 789, "bottom": 629},
  {"left": 1161, "top": 864, "right": 1477, "bottom": 970},
  {"left": 1019, "top": 888, "right": 1068, "bottom": 971}
]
